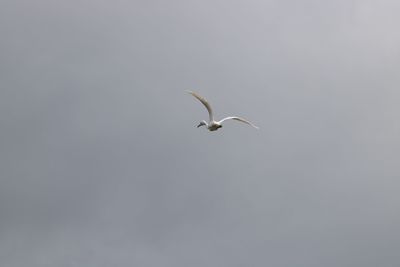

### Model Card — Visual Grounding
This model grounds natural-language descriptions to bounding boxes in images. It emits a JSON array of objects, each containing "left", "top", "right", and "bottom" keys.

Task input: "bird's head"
[{"left": 197, "top": 120, "right": 207, "bottom": 128}]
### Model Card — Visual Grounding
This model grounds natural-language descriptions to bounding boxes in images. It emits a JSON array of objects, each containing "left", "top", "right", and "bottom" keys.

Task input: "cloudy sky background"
[{"left": 1, "top": 0, "right": 400, "bottom": 266}]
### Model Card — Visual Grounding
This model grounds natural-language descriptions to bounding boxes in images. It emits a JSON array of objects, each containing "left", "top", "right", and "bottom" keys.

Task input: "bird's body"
[
  {"left": 202, "top": 120, "right": 223, "bottom": 131},
  {"left": 208, "top": 121, "right": 223, "bottom": 131},
  {"left": 187, "top": 91, "right": 258, "bottom": 131}
]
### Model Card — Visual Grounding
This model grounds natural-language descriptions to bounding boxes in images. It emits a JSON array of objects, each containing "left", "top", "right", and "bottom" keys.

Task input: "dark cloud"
[{"left": 1, "top": 0, "right": 399, "bottom": 266}]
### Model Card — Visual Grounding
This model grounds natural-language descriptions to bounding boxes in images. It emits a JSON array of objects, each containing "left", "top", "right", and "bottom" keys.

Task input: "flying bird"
[{"left": 187, "top": 91, "right": 259, "bottom": 131}]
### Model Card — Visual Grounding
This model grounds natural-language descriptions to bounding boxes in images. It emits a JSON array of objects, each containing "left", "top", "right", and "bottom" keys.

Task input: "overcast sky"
[{"left": 1, "top": 0, "right": 400, "bottom": 266}]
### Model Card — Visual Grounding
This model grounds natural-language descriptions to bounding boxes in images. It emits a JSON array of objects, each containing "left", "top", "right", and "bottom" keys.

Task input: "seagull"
[{"left": 187, "top": 91, "right": 259, "bottom": 131}]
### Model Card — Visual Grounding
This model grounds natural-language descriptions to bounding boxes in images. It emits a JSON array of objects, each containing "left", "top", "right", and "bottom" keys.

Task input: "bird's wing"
[
  {"left": 218, "top": 116, "right": 259, "bottom": 129},
  {"left": 187, "top": 91, "right": 214, "bottom": 122}
]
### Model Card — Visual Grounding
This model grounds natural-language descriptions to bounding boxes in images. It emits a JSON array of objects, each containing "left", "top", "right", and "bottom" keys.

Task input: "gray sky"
[{"left": 1, "top": 0, "right": 400, "bottom": 266}]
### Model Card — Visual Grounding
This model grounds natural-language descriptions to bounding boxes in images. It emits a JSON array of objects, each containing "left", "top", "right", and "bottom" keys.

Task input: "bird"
[{"left": 187, "top": 91, "right": 259, "bottom": 131}]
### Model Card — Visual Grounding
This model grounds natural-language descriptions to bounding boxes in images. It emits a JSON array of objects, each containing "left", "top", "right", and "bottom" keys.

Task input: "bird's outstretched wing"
[
  {"left": 187, "top": 91, "right": 214, "bottom": 122},
  {"left": 218, "top": 116, "right": 259, "bottom": 129}
]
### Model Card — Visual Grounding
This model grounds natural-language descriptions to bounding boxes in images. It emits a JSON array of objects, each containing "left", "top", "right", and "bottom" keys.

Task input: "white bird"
[{"left": 187, "top": 91, "right": 259, "bottom": 131}]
